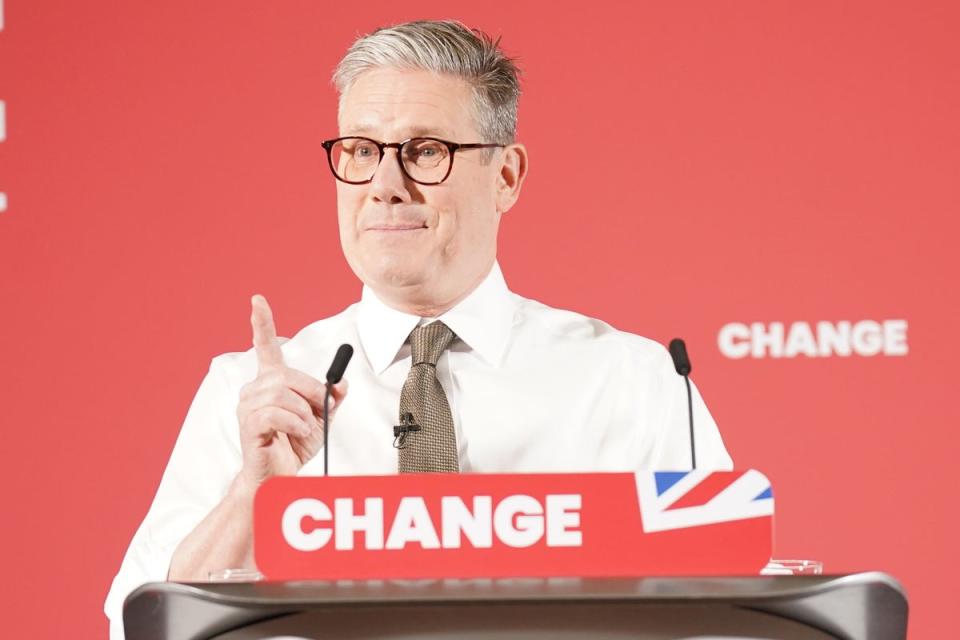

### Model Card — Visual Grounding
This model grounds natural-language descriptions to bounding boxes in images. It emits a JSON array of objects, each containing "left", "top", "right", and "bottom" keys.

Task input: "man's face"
[{"left": 335, "top": 67, "right": 521, "bottom": 314}]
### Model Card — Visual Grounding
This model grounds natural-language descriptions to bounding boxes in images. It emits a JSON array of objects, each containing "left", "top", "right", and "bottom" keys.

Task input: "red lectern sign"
[{"left": 254, "top": 470, "right": 773, "bottom": 581}]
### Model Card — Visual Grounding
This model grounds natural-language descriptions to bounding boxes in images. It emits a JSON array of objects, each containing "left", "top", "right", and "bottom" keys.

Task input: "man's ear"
[{"left": 495, "top": 143, "right": 528, "bottom": 214}]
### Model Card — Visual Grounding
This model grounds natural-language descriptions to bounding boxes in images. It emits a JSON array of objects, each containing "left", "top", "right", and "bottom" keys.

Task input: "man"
[{"left": 105, "top": 20, "right": 731, "bottom": 637}]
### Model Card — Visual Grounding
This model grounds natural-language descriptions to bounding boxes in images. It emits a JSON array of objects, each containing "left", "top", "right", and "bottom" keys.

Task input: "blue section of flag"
[
  {"left": 752, "top": 487, "right": 773, "bottom": 501},
  {"left": 655, "top": 471, "right": 689, "bottom": 496}
]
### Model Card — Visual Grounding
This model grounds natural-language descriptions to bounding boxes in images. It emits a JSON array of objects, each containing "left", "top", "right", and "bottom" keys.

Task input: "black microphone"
[
  {"left": 668, "top": 338, "right": 696, "bottom": 469},
  {"left": 668, "top": 339, "right": 691, "bottom": 376},
  {"left": 323, "top": 344, "right": 354, "bottom": 476},
  {"left": 326, "top": 344, "right": 354, "bottom": 384}
]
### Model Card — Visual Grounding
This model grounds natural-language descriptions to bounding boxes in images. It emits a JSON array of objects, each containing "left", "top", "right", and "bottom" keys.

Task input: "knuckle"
[
  {"left": 239, "top": 411, "right": 260, "bottom": 436},
  {"left": 296, "top": 399, "right": 314, "bottom": 421},
  {"left": 238, "top": 380, "right": 257, "bottom": 400},
  {"left": 266, "top": 386, "right": 286, "bottom": 405},
  {"left": 253, "top": 407, "right": 279, "bottom": 431},
  {"left": 261, "top": 370, "right": 282, "bottom": 387}
]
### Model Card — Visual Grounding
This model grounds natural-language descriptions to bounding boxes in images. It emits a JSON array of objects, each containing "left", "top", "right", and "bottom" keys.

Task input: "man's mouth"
[{"left": 366, "top": 224, "right": 428, "bottom": 232}]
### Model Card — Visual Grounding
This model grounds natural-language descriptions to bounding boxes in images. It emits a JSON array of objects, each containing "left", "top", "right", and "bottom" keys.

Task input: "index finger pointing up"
[{"left": 251, "top": 294, "right": 284, "bottom": 371}]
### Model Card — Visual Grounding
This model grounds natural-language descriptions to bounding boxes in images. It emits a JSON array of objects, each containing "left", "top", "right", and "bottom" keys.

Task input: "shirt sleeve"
[{"left": 103, "top": 356, "right": 246, "bottom": 639}]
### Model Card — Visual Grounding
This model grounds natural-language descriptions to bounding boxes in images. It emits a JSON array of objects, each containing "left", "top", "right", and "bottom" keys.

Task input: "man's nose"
[{"left": 369, "top": 149, "right": 413, "bottom": 204}]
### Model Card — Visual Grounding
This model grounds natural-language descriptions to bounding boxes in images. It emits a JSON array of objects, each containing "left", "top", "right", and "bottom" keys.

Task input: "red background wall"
[{"left": 1, "top": 1, "right": 957, "bottom": 637}]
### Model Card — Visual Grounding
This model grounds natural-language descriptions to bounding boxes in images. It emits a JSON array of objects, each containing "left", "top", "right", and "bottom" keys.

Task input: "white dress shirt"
[{"left": 104, "top": 263, "right": 731, "bottom": 637}]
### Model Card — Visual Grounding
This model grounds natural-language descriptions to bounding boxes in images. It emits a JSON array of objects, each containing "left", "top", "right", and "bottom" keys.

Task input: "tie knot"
[{"left": 409, "top": 321, "right": 456, "bottom": 366}]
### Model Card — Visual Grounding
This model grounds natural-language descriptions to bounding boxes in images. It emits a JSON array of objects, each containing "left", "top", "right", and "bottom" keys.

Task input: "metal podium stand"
[{"left": 124, "top": 572, "right": 907, "bottom": 640}]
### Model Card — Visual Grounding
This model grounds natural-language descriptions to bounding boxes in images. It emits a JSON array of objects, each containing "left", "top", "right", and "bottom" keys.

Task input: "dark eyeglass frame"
[{"left": 321, "top": 136, "right": 505, "bottom": 185}]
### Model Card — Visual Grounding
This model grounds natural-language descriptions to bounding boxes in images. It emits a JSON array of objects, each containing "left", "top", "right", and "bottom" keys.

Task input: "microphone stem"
[
  {"left": 684, "top": 375, "right": 696, "bottom": 469},
  {"left": 323, "top": 388, "right": 331, "bottom": 477}
]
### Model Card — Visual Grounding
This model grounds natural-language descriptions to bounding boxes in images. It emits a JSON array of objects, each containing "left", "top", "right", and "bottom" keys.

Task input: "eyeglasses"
[{"left": 321, "top": 136, "right": 504, "bottom": 185}]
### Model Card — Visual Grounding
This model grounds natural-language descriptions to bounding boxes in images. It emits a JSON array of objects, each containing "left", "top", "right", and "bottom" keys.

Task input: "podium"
[
  {"left": 124, "top": 572, "right": 907, "bottom": 640},
  {"left": 124, "top": 471, "right": 907, "bottom": 638}
]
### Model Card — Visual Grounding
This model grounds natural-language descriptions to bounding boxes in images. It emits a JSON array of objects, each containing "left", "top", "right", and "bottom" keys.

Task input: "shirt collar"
[{"left": 357, "top": 262, "right": 515, "bottom": 374}]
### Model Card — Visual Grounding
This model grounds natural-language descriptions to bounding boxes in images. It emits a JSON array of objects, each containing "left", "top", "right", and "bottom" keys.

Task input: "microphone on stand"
[
  {"left": 323, "top": 344, "right": 354, "bottom": 476},
  {"left": 668, "top": 338, "right": 696, "bottom": 469}
]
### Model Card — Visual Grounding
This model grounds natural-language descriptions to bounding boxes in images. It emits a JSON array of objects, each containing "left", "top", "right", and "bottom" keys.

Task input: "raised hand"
[{"left": 235, "top": 295, "right": 347, "bottom": 489}]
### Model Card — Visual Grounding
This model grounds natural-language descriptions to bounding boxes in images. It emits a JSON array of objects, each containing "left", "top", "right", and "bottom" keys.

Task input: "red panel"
[{"left": 254, "top": 473, "right": 771, "bottom": 581}]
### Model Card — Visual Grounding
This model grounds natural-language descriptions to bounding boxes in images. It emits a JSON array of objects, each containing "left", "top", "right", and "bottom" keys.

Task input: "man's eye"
[
  {"left": 407, "top": 142, "right": 445, "bottom": 160},
  {"left": 355, "top": 144, "right": 376, "bottom": 157}
]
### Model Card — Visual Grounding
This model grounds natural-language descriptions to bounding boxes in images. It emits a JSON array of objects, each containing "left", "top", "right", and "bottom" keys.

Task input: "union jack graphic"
[{"left": 635, "top": 470, "right": 774, "bottom": 533}]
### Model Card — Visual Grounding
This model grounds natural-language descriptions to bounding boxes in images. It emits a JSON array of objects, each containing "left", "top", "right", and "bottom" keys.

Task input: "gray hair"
[{"left": 333, "top": 20, "right": 521, "bottom": 144}]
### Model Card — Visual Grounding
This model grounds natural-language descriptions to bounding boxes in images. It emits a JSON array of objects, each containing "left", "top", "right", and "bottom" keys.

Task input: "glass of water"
[{"left": 762, "top": 559, "right": 824, "bottom": 575}]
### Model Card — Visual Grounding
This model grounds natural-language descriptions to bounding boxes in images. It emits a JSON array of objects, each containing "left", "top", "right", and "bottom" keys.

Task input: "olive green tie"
[{"left": 398, "top": 322, "right": 459, "bottom": 473}]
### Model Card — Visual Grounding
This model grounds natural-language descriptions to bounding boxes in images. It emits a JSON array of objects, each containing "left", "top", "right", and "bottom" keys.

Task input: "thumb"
[{"left": 327, "top": 378, "right": 349, "bottom": 415}]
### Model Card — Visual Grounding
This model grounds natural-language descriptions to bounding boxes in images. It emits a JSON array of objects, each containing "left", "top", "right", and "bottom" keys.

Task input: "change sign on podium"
[{"left": 254, "top": 470, "right": 773, "bottom": 581}]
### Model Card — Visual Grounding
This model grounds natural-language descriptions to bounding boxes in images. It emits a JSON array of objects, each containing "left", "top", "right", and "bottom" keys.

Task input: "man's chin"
[{"left": 365, "top": 259, "right": 431, "bottom": 291}]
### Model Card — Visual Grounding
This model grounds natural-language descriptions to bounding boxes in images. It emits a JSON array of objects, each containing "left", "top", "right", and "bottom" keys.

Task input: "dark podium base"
[{"left": 124, "top": 573, "right": 907, "bottom": 640}]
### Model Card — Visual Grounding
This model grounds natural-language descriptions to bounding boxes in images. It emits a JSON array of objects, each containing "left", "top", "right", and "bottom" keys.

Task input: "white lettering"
[
  {"left": 494, "top": 495, "right": 544, "bottom": 548},
  {"left": 334, "top": 497, "right": 384, "bottom": 550},
  {"left": 783, "top": 322, "right": 817, "bottom": 358},
  {"left": 751, "top": 322, "right": 785, "bottom": 358},
  {"left": 718, "top": 322, "right": 750, "bottom": 359},
  {"left": 283, "top": 493, "right": 584, "bottom": 552},
  {"left": 385, "top": 497, "right": 440, "bottom": 550},
  {"left": 719, "top": 320, "right": 909, "bottom": 359},
  {"left": 440, "top": 496, "right": 493, "bottom": 549},
  {"left": 816, "top": 321, "right": 852, "bottom": 357},
  {"left": 883, "top": 319, "right": 908, "bottom": 355},
  {"left": 282, "top": 498, "right": 332, "bottom": 552},
  {"left": 851, "top": 320, "right": 883, "bottom": 356},
  {"left": 1, "top": 99, "right": 6, "bottom": 213},
  {"left": 545, "top": 494, "right": 582, "bottom": 547}
]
